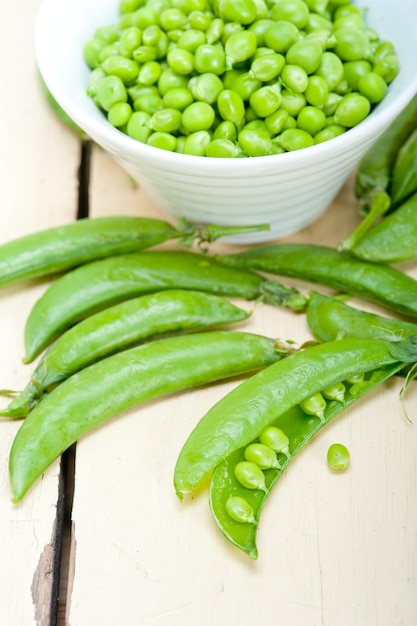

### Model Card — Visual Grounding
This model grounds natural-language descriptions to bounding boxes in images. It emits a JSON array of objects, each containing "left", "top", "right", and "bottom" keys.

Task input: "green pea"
[
  {"left": 264, "top": 109, "right": 289, "bottom": 135},
  {"left": 373, "top": 41, "right": 396, "bottom": 63},
  {"left": 358, "top": 72, "right": 388, "bottom": 104},
  {"left": 280, "top": 89, "right": 306, "bottom": 116},
  {"left": 296, "top": 105, "right": 326, "bottom": 136},
  {"left": 225, "top": 496, "right": 256, "bottom": 524},
  {"left": 231, "top": 72, "right": 262, "bottom": 101},
  {"left": 217, "top": 90, "right": 245, "bottom": 124},
  {"left": 132, "top": 45, "right": 158, "bottom": 63},
  {"left": 119, "top": 12, "right": 135, "bottom": 29},
  {"left": 101, "top": 54, "right": 141, "bottom": 84},
  {"left": 334, "top": 28, "right": 370, "bottom": 61},
  {"left": 97, "top": 75, "right": 128, "bottom": 111},
  {"left": 306, "top": 12, "right": 333, "bottom": 33},
  {"left": 128, "top": 83, "right": 159, "bottom": 101},
  {"left": 322, "top": 382, "right": 346, "bottom": 402},
  {"left": 283, "top": 114, "right": 297, "bottom": 130},
  {"left": 286, "top": 39, "right": 323, "bottom": 74},
  {"left": 345, "top": 372, "right": 365, "bottom": 384},
  {"left": 248, "top": 18, "right": 274, "bottom": 46},
  {"left": 212, "top": 120, "right": 237, "bottom": 141},
  {"left": 264, "top": 20, "right": 300, "bottom": 53},
  {"left": 218, "top": 0, "right": 257, "bottom": 25},
  {"left": 206, "top": 17, "right": 224, "bottom": 44},
  {"left": 205, "top": 138, "right": 240, "bottom": 158},
  {"left": 238, "top": 128, "right": 272, "bottom": 156},
  {"left": 86, "top": 67, "right": 106, "bottom": 101},
  {"left": 119, "top": 27, "right": 143, "bottom": 57},
  {"left": 300, "top": 391, "right": 326, "bottom": 421},
  {"left": 108, "top": 101, "right": 132, "bottom": 127},
  {"left": 189, "top": 72, "right": 224, "bottom": 104},
  {"left": 322, "top": 92, "right": 343, "bottom": 116},
  {"left": 138, "top": 61, "right": 162, "bottom": 85},
  {"left": 149, "top": 107, "right": 182, "bottom": 133},
  {"left": 304, "top": 75, "right": 329, "bottom": 107},
  {"left": 373, "top": 54, "right": 400, "bottom": 84},
  {"left": 158, "top": 68, "right": 189, "bottom": 95},
  {"left": 270, "top": 0, "right": 310, "bottom": 29},
  {"left": 221, "top": 22, "right": 244, "bottom": 45},
  {"left": 249, "top": 84, "right": 282, "bottom": 117},
  {"left": 333, "top": 13, "right": 366, "bottom": 31},
  {"left": 343, "top": 60, "right": 372, "bottom": 90},
  {"left": 279, "top": 127, "right": 314, "bottom": 151},
  {"left": 313, "top": 127, "right": 336, "bottom": 144},
  {"left": 147, "top": 131, "right": 177, "bottom": 151},
  {"left": 259, "top": 426, "right": 290, "bottom": 457},
  {"left": 281, "top": 64, "right": 308, "bottom": 93},
  {"left": 84, "top": 39, "right": 106, "bottom": 69},
  {"left": 244, "top": 443, "right": 280, "bottom": 469},
  {"left": 225, "top": 31, "right": 258, "bottom": 65},
  {"left": 162, "top": 87, "right": 194, "bottom": 110},
  {"left": 98, "top": 43, "right": 121, "bottom": 63},
  {"left": 188, "top": 10, "right": 212, "bottom": 30},
  {"left": 183, "top": 130, "right": 212, "bottom": 156},
  {"left": 119, "top": 0, "right": 144, "bottom": 14},
  {"left": 126, "top": 110, "right": 152, "bottom": 142},
  {"left": 132, "top": 7, "right": 159, "bottom": 29},
  {"left": 250, "top": 53, "right": 285, "bottom": 81},
  {"left": 194, "top": 44, "right": 226, "bottom": 75},
  {"left": 182, "top": 101, "right": 215, "bottom": 131},
  {"left": 133, "top": 92, "right": 163, "bottom": 114},
  {"left": 94, "top": 24, "right": 120, "bottom": 44},
  {"left": 325, "top": 122, "right": 346, "bottom": 136},
  {"left": 315, "top": 51, "right": 345, "bottom": 90},
  {"left": 160, "top": 7, "right": 188, "bottom": 31},
  {"left": 167, "top": 47, "right": 194, "bottom": 75},
  {"left": 234, "top": 461, "right": 268, "bottom": 492},
  {"left": 177, "top": 29, "right": 206, "bottom": 52},
  {"left": 327, "top": 443, "right": 350, "bottom": 471},
  {"left": 334, "top": 92, "right": 371, "bottom": 127}
]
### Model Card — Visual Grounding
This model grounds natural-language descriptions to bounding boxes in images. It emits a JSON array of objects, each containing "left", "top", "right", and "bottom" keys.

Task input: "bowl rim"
[{"left": 34, "top": 0, "right": 417, "bottom": 172}]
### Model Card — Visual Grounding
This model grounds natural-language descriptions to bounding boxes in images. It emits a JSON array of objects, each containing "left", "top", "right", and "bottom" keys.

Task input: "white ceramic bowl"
[{"left": 35, "top": 0, "right": 417, "bottom": 243}]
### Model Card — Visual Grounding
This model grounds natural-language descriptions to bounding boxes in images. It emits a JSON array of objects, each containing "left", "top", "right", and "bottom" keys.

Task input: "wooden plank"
[
  {"left": 67, "top": 150, "right": 417, "bottom": 626},
  {"left": 0, "top": 1, "right": 80, "bottom": 623}
]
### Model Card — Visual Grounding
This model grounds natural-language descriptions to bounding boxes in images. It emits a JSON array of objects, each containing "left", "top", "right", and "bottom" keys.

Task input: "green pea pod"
[
  {"left": 348, "top": 191, "right": 417, "bottom": 263},
  {"left": 209, "top": 360, "right": 405, "bottom": 558},
  {"left": 390, "top": 129, "right": 417, "bottom": 206},
  {"left": 0, "top": 217, "right": 270, "bottom": 290},
  {"left": 217, "top": 243, "right": 417, "bottom": 319},
  {"left": 0, "top": 290, "right": 250, "bottom": 418},
  {"left": 9, "top": 330, "right": 292, "bottom": 503},
  {"left": 23, "top": 250, "right": 308, "bottom": 362},
  {"left": 174, "top": 336, "right": 417, "bottom": 497},
  {"left": 306, "top": 291, "right": 417, "bottom": 342},
  {"left": 354, "top": 93, "right": 417, "bottom": 206}
]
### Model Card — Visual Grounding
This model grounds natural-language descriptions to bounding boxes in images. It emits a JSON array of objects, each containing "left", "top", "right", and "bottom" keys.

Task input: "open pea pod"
[{"left": 209, "top": 361, "right": 405, "bottom": 559}]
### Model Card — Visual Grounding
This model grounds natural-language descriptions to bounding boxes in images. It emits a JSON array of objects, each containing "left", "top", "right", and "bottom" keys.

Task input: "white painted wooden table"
[{"left": 1, "top": 3, "right": 416, "bottom": 625}]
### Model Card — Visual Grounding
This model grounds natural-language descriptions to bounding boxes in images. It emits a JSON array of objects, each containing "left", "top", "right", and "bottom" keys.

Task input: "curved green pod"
[
  {"left": 174, "top": 336, "right": 417, "bottom": 497},
  {"left": 9, "top": 330, "right": 290, "bottom": 503},
  {"left": 217, "top": 243, "right": 417, "bottom": 318},
  {"left": 23, "top": 250, "right": 308, "bottom": 362},
  {"left": 209, "top": 361, "right": 405, "bottom": 559},
  {"left": 0, "top": 290, "right": 250, "bottom": 418}
]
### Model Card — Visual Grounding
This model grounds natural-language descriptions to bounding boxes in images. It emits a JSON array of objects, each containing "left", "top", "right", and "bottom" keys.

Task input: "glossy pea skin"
[
  {"left": 1, "top": 290, "right": 250, "bottom": 418},
  {"left": 225, "top": 30, "right": 258, "bottom": 65},
  {"left": 218, "top": 243, "right": 417, "bottom": 319},
  {"left": 315, "top": 51, "right": 345, "bottom": 91},
  {"left": 183, "top": 130, "right": 212, "bottom": 156},
  {"left": 249, "top": 84, "right": 282, "bottom": 117},
  {"left": 205, "top": 138, "right": 240, "bottom": 157},
  {"left": 244, "top": 443, "right": 280, "bottom": 469},
  {"left": 182, "top": 101, "right": 215, "bottom": 131},
  {"left": 286, "top": 39, "right": 322, "bottom": 74},
  {"left": 194, "top": 44, "right": 226, "bottom": 75},
  {"left": 297, "top": 106, "right": 326, "bottom": 135},
  {"left": 358, "top": 72, "right": 388, "bottom": 104},
  {"left": 22, "top": 250, "right": 270, "bottom": 361},
  {"left": 263, "top": 20, "right": 300, "bottom": 53},
  {"left": 238, "top": 128, "right": 272, "bottom": 156},
  {"left": 97, "top": 75, "right": 128, "bottom": 111},
  {"left": 174, "top": 336, "right": 416, "bottom": 497},
  {"left": 149, "top": 107, "right": 182, "bottom": 132},
  {"left": 9, "top": 330, "right": 287, "bottom": 502},
  {"left": 225, "top": 496, "right": 256, "bottom": 524},
  {"left": 270, "top": 0, "right": 310, "bottom": 29},
  {"left": 217, "top": 89, "right": 245, "bottom": 124},
  {"left": 189, "top": 73, "right": 224, "bottom": 104},
  {"left": 234, "top": 461, "right": 268, "bottom": 492},
  {"left": 127, "top": 110, "right": 152, "bottom": 141},
  {"left": 334, "top": 93, "right": 371, "bottom": 127},
  {"left": 327, "top": 443, "right": 350, "bottom": 470},
  {"left": 279, "top": 128, "right": 314, "bottom": 151},
  {"left": 218, "top": 0, "right": 257, "bottom": 25}
]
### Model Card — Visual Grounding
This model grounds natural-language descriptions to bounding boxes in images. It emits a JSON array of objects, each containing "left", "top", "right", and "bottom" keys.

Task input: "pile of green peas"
[{"left": 84, "top": 0, "right": 399, "bottom": 157}]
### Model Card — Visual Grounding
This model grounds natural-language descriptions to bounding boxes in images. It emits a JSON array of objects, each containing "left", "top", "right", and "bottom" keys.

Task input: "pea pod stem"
[
  {"left": 174, "top": 336, "right": 417, "bottom": 497},
  {"left": 209, "top": 362, "right": 405, "bottom": 559},
  {"left": 338, "top": 189, "right": 391, "bottom": 252},
  {"left": 0, "top": 290, "right": 250, "bottom": 418},
  {"left": 0, "top": 216, "right": 269, "bottom": 290},
  {"left": 217, "top": 243, "right": 417, "bottom": 319},
  {"left": 9, "top": 330, "right": 291, "bottom": 503},
  {"left": 23, "top": 250, "right": 308, "bottom": 362}
]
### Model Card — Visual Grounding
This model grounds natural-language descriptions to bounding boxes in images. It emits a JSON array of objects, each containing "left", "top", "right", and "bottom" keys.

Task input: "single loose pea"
[
  {"left": 238, "top": 128, "right": 272, "bottom": 156},
  {"left": 300, "top": 392, "right": 326, "bottom": 421},
  {"left": 97, "top": 75, "right": 128, "bottom": 111},
  {"left": 297, "top": 106, "right": 326, "bottom": 136},
  {"left": 334, "top": 93, "right": 371, "bottom": 127},
  {"left": 225, "top": 496, "right": 256, "bottom": 524},
  {"left": 182, "top": 101, "right": 215, "bottom": 132},
  {"left": 322, "top": 382, "right": 346, "bottom": 402},
  {"left": 147, "top": 131, "right": 177, "bottom": 151},
  {"left": 373, "top": 41, "right": 396, "bottom": 63},
  {"left": 217, "top": 90, "right": 245, "bottom": 124},
  {"left": 205, "top": 138, "right": 240, "bottom": 158},
  {"left": 101, "top": 55, "right": 140, "bottom": 84},
  {"left": 244, "top": 443, "right": 280, "bottom": 469},
  {"left": 271, "top": 0, "right": 310, "bottom": 29},
  {"left": 358, "top": 72, "right": 388, "bottom": 104},
  {"left": 234, "top": 461, "right": 268, "bottom": 492},
  {"left": 183, "top": 130, "right": 212, "bottom": 156},
  {"left": 259, "top": 426, "right": 290, "bottom": 457},
  {"left": 108, "top": 102, "right": 132, "bottom": 127},
  {"left": 189, "top": 73, "right": 224, "bottom": 104},
  {"left": 281, "top": 64, "right": 309, "bottom": 93},
  {"left": 250, "top": 53, "right": 285, "bottom": 81},
  {"left": 126, "top": 110, "right": 152, "bottom": 142},
  {"left": 327, "top": 443, "right": 350, "bottom": 471},
  {"left": 225, "top": 31, "right": 258, "bottom": 65},
  {"left": 249, "top": 84, "right": 282, "bottom": 117},
  {"left": 194, "top": 44, "right": 226, "bottom": 75},
  {"left": 264, "top": 20, "right": 300, "bottom": 53},
  {"left": 286, "top": 39, "right": 323, "bottom": 74}
]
